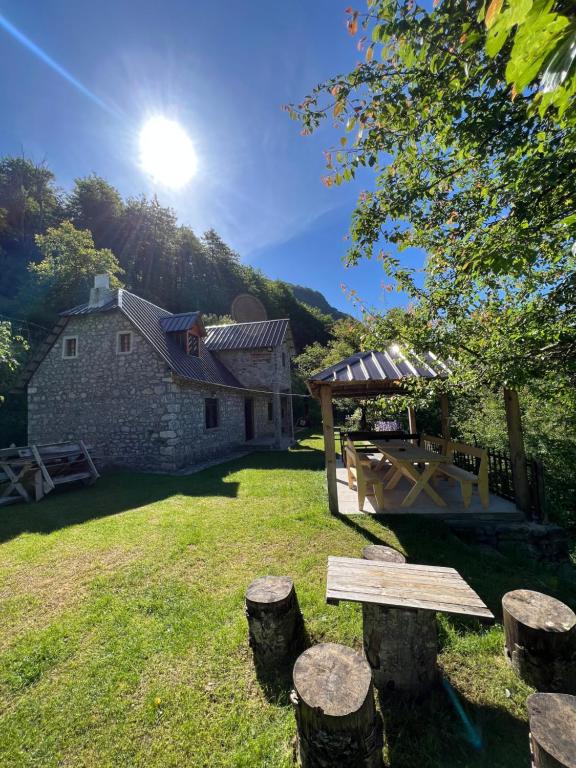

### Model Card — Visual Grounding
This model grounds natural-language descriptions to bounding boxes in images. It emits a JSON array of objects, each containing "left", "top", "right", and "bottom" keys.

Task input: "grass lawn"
[{"left": 0, "top": 434, "right": 575, "bottom": 767}]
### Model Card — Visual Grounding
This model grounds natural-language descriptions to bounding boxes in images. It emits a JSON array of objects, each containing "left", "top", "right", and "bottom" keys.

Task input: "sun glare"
[{"left": 139, "top": 116, "right": 198, "bottom": 189}]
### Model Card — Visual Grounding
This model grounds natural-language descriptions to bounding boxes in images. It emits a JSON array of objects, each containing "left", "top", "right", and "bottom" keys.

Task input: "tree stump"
[
  {"left": 527, "top": 692, "right": 576, "bottom": 768},
  {"left": 503, "top": 590, "right": 576, "bottom": 693},
  {"left": 245, "top": 576, "right": 303, "bottom": 673},
  {"left": 362, "top": 602, "right": 438, "bottom": 698},
  {"left": 291, "top": 643, "right": 383, "bottom": 768},
  {"left": 362, "top": 545, "right": 406, "bottom": 563}
]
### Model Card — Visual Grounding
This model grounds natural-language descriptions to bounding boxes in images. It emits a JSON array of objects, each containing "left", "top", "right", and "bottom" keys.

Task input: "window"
[
  {"left": 205, "top": 398, "right": 219, "bottom": 429},
  {"left": 268, "top": 401, "right": 273, "bottom": 421},
  {"left": 62, "top": 336, "right": 78, "bottom": 359},
  {"left": 171, "top": 331, "right": 199, "bottom": 356},
  {"left": 117, "top": 331, "right": 132, "bottom": 354},
  {"left": 188, "top": 334, "right": 199, "bottom": 356}
]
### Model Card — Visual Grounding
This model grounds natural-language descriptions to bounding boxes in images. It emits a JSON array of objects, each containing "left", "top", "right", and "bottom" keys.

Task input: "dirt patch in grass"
[{"left": 0, "top": 546, "right": 141, "bottom": 651}]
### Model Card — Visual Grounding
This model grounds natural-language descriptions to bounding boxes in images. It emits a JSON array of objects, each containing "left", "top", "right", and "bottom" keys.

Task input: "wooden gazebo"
[{"left": 306, "top": 347, "right": 530, "bottom": 515}]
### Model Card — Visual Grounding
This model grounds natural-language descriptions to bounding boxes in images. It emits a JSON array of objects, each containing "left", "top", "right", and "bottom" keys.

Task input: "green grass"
[{"left": 0, "top": 434, "right": 574, "bottom": 767}]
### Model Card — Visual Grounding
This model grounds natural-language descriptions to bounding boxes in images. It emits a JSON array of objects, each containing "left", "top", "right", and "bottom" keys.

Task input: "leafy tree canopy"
[
  {"left": 30, "top": 221, "right": 123, "bottom": 316},
  {"left": 289, "top": 0, "right": 576, "bottom": 388}
]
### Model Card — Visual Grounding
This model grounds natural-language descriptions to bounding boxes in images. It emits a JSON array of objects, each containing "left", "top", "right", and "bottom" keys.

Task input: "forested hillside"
[{"left": 0, "top": 157, "right": 335, "bottom": 351}]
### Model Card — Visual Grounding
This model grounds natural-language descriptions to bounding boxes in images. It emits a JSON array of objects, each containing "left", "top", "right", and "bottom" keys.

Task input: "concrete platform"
[{"left": 336, "top": 464, "right": 523, "bottom": 521}]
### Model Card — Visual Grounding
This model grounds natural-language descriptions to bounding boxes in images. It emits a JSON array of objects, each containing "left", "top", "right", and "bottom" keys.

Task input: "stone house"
[{"left": 22, "top": 275, "right": 294, "bottom": 471}]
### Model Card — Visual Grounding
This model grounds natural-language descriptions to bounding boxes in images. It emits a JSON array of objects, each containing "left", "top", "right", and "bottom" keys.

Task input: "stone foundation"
[{"left": 450, "top": 521, "right": 570, "bottom": 564}]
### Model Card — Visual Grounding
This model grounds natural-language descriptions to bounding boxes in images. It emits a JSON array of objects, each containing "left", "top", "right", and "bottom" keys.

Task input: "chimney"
[{"left": 89, "top": 273, "right": 114, "bottom": 308}]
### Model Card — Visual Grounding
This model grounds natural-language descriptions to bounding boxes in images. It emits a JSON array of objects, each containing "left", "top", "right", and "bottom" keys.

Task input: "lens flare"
[{"left": 139, "top": 116, "right": 198, "bottom": 189}]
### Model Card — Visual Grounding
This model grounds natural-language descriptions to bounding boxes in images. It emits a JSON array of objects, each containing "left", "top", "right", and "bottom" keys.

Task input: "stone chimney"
[{"left": 89, "top": 273, "right": 114, "bottom": 308}]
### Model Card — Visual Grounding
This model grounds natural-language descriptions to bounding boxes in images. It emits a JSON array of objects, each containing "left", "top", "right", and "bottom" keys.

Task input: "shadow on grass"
[
  {"left": 337, "top": 513, "right": 576, "bottom": 619},
  {"left": 251, "top": 623, "right": 313, "bottom": 705},
  {"left": 0, "top": 441, "right": 325, "bottom": 545},
  {"left": 381, "top": 684, "right": 530, "bottom": 768}
]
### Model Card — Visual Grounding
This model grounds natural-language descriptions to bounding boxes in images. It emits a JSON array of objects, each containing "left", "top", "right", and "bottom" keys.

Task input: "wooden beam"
[
  {"left": 273, "top": 390, "right": 282, "bottom": 448},
  {"left": 407, "top": 406, "right": 417, "bottom": 443},
  {"left": 319, "top": 385, "right": 339, "bottom": 515},
  {"left": 503, "top": 387, "right": 531, "bottom": 514},
  {"left": 440, "top": 395, "right": 450, "bottom": 440}
]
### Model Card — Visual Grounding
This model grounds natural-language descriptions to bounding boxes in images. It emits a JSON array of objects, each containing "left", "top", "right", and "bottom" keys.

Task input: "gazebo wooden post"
[
  {"left": 440, "top": 394, "right": 450, "bottom": 440},
  {"left": 503, "top": 387, "right": 531, "bottom": 514},
  {"left": 319, "top": 384, "right": 339, "bottom": 515},
  {"left": 407, "top": 406, "right": 417, "bottom": 442}
]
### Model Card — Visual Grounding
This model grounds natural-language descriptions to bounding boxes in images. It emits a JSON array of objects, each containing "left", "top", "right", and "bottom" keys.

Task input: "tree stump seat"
[
  {"left": 361, "top": 545, "right": 436, "bottom": 697},
  {"left": 362, "top": 603, "right": 438, "bottom": 698},
  {"left": 527, "top": 692, "right": 576, "bottom": 767},
  {"left": 245, "top": 575, "right": 303, "bottom": 673},
  {"left": 362, "top": 545, "right": 406, "bottom": 563},
  {"left": 503, "top": 590, "right": 576, "bottom": 693},
  {"left": 291, "top": 643, "right": 383, "bottom": 768}
]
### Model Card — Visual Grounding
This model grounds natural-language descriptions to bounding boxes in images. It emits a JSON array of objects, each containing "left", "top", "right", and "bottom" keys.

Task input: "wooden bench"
[
  {"left": 344, "top": 440, "right": 386, "bottom": 512},
  {"left": 429, "top": 438, "right": 490, "bottom": 509},
  {"left": 0, "top": 440, "right": 99, "bottom": 504}
]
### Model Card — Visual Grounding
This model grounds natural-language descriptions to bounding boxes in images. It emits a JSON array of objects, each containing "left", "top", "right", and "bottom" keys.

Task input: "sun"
[{"left": 139, "top": 116, "right": 198, "bottom": 189}]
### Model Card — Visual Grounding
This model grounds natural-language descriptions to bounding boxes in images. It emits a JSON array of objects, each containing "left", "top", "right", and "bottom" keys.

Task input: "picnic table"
[
  {"left": 326, "top": 556, "right": 493, "bottom": 696},
  {"left": 0, "top": 441, "right": 99, "bottom": 505},
  {"left": 372, "top": 441, "right": 450, "bottom": 508}
]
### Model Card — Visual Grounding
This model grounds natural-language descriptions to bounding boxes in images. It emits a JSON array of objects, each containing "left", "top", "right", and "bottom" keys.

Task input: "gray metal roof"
[
  {"left": 205, "top": 319, "right": 290, "bottom": 351},
  {"left": 53, "top": 290, "right": 243, "bottom": 389},
  {"left": 307, "top": 348, "right": 452, "bottom": 397},
  {"left": 159, "top": 312, "right": 201, "bottom": 333}
]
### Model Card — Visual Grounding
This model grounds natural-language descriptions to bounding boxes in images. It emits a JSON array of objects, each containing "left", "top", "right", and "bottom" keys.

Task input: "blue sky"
[{"left": 0, "top": 0, "right": 421, "bottom": 315}]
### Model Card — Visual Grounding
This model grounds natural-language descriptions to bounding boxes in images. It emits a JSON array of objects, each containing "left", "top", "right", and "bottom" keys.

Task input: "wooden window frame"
[
  {"left": 62, "top": 335, "right": 78, "bottom": 359},
  {"left": 117, "top": 331, "right": 133, "bottom": 355},
  {"left": 205, "top": 397, "right": 219, "bottom": 430}
]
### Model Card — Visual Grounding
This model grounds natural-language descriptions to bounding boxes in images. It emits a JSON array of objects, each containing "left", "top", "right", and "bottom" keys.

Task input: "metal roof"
[
  {"left": 22, "top": 290, "right": 243, "bottom": 390},
  {"left": 159, "top": 312, "right": 202, "bottom": 333},
  {"left": 205, "top": 319, "right": 291, "bottom": 351},
  {"left": 307, "top": 348, "right": 452, "bottom": 398}
]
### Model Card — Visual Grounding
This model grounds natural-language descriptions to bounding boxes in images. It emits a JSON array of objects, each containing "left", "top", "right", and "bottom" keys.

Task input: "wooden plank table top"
[
  {"left": 373, "top": 442, "right": 450, "bottom": 464},
  {"left": 326, "top": 556, "right": 494, "bottom": 620}
]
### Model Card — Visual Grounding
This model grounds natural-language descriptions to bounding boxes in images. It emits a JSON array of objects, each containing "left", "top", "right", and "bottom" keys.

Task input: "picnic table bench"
[{"left": 0, "top": 441, "right": 99, "bottom": 505}]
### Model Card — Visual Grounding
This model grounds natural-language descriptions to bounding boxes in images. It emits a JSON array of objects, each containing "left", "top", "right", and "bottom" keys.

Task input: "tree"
[
  {"left": 0, "top": 157, "right": 63, "bottom": 300},
  {"left": 483, "top": 0, "right": 576, "bottom": 120},
  {"left": 66, "top": 175, "right": 123, "bottom": 251},
  {"left": 288, "top": 0, "right": 576, "bottom": 388},
  {"left": 0, "top": 321, "right": 28, "bottom": 400},
  {"left": 30, "top": 221, "right": 123, "bottom": 315}
]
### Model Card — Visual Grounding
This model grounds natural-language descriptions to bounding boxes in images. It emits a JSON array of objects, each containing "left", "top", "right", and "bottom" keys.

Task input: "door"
[{"left": 244, "top": 398, "right": 254, "bottom": 441}]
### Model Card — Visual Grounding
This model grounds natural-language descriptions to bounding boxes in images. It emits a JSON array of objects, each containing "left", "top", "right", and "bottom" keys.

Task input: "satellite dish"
[{"left": 231, "top": 294, "right": 268, "bottom": 323}]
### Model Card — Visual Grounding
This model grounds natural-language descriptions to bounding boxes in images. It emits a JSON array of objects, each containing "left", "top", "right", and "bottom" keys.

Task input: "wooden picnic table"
[
  {"left": 372, "top": 440, "right": 450, "bottom": 508},
  {"left": 326, "top": 555, "right": 494, "bottom": 696}
]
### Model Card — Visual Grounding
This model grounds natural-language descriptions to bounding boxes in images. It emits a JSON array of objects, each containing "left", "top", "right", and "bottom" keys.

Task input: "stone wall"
[
  {"left": 28, "top": 311, "right": 172, "bottom": 470},
  {"left": 450, "top": 520, "right": 570, "bottom": 564},
  {"left": 28, "top": 311, "right": 275, "bottom": 472},
  {"left": 214, "top": 343, "right": 291, "bottom": 392}
]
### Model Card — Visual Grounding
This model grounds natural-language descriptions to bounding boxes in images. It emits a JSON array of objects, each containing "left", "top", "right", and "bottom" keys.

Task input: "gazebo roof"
[{"left": 307, "top": 347, "right": 452, "bottom": 398}]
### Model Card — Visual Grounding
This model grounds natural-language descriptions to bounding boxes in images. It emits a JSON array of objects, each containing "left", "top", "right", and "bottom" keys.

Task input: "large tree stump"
[
  {"left": 362, "top": 603, "right": 438, "bottom": 698},
  {"left": 362, "top": 545, "right": 406, "bottom": 564},
  {"left": 503, "top": 590, "right": 576, "bottom": 693},
  {"left": 360, "top": 544, "right": 438, "bottom": 697},
  {"left": 245, "top": 576, "right": 303, "bottom": 673},
  {"left": 527, "top": 692, "right": 576, "bottom": 768},
  {"left": 291, "top": 643, "right": 383, "bottom": 768}
]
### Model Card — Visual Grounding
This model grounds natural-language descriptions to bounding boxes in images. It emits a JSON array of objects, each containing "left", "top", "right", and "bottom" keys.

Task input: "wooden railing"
[{"left": 454, "top": 443, "right": 546, "bottom": 521}]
